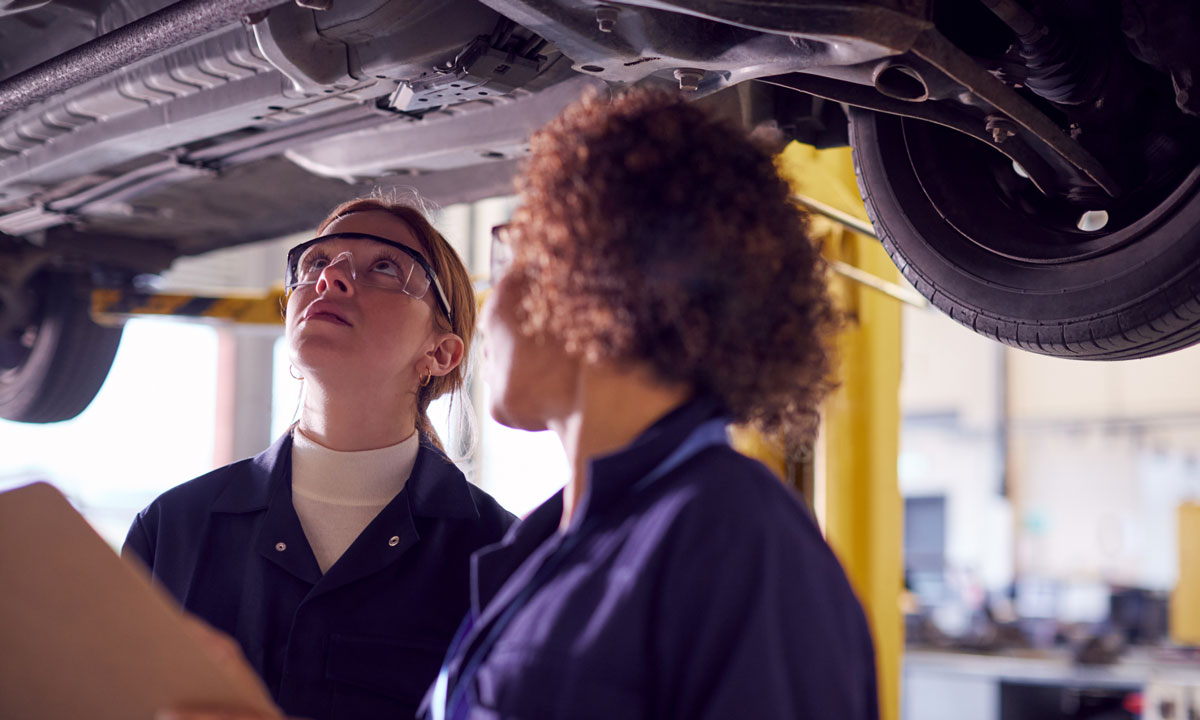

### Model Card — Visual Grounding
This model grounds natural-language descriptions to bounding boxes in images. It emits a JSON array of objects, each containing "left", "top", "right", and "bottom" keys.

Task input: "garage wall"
[{"left": 901, "top": 301, "right": 1200, "bottom": 618}]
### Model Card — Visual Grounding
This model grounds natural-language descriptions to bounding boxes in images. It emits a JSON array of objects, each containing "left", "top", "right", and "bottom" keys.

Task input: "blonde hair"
[{"left": 316, "top": 195, "right": 477, "bottom": 453}]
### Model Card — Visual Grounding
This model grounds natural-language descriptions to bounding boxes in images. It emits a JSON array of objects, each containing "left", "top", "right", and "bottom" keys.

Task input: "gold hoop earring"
[
  {"left": 419, "top": 367, "right": 433, "bottom": 387},
  {"left": 289, "top": 365, "right": 304, "bottom": 380}
]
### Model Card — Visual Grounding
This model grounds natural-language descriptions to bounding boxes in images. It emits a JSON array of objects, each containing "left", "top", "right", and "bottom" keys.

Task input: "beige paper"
[{"left": 0, "top": 482, "right": 280, "bottom": 720}]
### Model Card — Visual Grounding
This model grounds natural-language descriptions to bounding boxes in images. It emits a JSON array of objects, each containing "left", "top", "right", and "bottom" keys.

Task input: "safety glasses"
[
  {"left": 490, "top": 223, "right": 515, "bottom": 283},
  {"left": 285, "top": 232, "right": 453, "bottom": 323}
]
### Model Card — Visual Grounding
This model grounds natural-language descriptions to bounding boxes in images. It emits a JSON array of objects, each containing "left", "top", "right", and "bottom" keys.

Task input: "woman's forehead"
[
  {"left": 304, "top": 234, "right": 407, "bottom": 256},
  {"left": 319, "top": 211, "right": 425, "bottom": 256}
]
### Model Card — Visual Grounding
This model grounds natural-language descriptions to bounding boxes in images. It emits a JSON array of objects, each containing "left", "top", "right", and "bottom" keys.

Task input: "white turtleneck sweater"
[{"left": 290, "top": 427, "right": 420, "bottom": 573}]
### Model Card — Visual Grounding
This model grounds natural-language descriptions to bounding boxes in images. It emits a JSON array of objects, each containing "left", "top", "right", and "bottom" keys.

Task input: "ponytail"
[{"left": 415, "top": 385, "right": 443, "bottom": 451}]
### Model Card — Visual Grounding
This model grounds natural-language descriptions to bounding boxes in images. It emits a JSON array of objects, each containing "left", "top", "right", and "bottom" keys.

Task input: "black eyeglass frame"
[
  {"left": 490, "top": 223, "right": 515, "bottom": 283},
  {"left": 285, "top": 232, "right": 454, "bottom": 323}
]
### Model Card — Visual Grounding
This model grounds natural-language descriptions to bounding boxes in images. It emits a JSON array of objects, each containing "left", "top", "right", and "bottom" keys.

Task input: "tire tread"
[{"left": 848, "top": 109, "right": 1200, "bottom": 361}]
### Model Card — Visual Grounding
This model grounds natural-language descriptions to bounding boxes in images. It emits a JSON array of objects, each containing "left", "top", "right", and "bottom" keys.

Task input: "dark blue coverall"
[
  {"left": 124, "top": 432, "right": 515, "bottom": 720},
  {"left": 423, "top": 396, "right": 879, "bottom": 720}
]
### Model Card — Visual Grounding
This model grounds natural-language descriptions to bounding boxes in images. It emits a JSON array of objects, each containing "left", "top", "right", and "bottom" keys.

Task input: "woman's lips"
[
  {"left": 308, "top": 312, "right": 350, "bottom": 325},
  {"left": 303, "top": 301, "right": 352, "bottom": 326}
]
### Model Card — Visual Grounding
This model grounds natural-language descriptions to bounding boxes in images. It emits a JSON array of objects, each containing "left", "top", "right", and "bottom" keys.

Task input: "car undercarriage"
[{"left": 2, "top": 0, "right": 1199, "bottom": 421}]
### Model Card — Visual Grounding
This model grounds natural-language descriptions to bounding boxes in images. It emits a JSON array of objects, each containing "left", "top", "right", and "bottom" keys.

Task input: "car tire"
[
  {"left": 848, "top": 107, "right": 1200, "bottom": 360},
  {"left": 0, "top": 274, "right": 123, "bottom": 423}
]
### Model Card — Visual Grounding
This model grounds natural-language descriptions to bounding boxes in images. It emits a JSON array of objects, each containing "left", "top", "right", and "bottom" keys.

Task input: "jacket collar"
[
  {"left": 210, "top": 431, "right": 290, "bottom": 513},
  {"left": 469, "top": 394, "right": 727, "bottom": 613},
  {"left": 570, "top": 393, "right": 726, "bottom": 528},
  {"left": 209, "top": 430, "right": 480, "bottom": 520},
  {"left": 207, "top": 429, "right": 481, "bottom": 591},
  {"left": 470, "top": 491, "right": 562, "bottom": 616},
  {"left": 407, "top": 436, "right": 481, "bottom": 520}
]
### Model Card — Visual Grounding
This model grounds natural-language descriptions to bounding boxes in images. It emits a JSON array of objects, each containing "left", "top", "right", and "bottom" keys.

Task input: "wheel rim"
[{"left": 899, "top": 118, "right": 1200, "bottom": 266}]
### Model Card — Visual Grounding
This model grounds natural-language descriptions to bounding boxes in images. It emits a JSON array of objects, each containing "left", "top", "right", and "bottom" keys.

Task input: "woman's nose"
[{"left": 316, "top": 255, "right": 356, "bottom": 295}]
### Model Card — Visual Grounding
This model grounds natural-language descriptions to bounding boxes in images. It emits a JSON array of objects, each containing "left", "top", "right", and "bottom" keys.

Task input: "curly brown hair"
[{"left": 509, "top": 87, "right": 838, "bottom": 443}]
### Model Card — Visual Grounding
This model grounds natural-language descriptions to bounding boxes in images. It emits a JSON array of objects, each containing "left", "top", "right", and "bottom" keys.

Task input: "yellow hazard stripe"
[{"left": 91, "top": 288, "right": 287, "bottom": 326}]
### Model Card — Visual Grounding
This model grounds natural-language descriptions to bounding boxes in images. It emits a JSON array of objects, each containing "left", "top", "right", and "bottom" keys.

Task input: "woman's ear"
[{"left": 427, "top": 333, "right": 465, "bottom": 378}]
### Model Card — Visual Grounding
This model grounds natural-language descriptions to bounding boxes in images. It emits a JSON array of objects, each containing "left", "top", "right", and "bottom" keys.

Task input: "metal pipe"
[
  {"left": 0, "top": 0, "right": 288, "bottom": 115},
  {"left": 792, "top": 193, "right": 878, "bottom": 239},
  {"left": 44, "top": 104, "right": 389, "bottom": 217},
  {"left": 790, "top": 193, "right": 929, "bottom": 309},
  {"left": 827, "top": 258, "right": 929, "bottom": 309}
]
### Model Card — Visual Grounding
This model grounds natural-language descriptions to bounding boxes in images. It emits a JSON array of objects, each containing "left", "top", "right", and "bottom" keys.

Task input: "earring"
[
  {"left": 419, "top": 367, "right": 433, "bottom": 387},
  {"left": 289, "top": 365, "right": 304, "bottom": 380}
]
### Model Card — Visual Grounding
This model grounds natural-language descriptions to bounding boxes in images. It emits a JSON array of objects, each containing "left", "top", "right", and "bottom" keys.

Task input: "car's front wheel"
[
  {"left": 0, "top": 273, "right": 123, "bottom": 423},
  {"left": 849, "top": 107, "right": 1200, "bottom": 360}
]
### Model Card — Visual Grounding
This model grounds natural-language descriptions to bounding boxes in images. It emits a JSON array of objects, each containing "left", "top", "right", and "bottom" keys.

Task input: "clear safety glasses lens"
[
  {"left": 287, "top": 247, "right": 432, "bottom": 299},
  {"left": 284, "top": 233, "right": 453, "bottom": 323}
]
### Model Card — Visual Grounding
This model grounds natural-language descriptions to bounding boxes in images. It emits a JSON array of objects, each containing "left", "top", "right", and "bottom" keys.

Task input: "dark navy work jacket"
[
  {"left": 425, "top": 397, "right": 879, "bottom": 720},
  {"left": 123, "top": 432, "right": 515, "bottom": 720}
]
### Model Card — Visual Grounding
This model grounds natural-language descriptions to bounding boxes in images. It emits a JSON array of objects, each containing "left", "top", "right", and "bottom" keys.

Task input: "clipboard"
[{"left": 0, "top": 482, "right": 280, "bottom": 720}]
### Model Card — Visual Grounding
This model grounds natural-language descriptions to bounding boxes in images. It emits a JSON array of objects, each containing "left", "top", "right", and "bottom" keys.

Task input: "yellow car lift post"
[
  {"left": 1174, "top": 502, "right": 1200, "bottom": 645},
  {"left": 777, "top": 142, "right": 905, "bottom": 720}
]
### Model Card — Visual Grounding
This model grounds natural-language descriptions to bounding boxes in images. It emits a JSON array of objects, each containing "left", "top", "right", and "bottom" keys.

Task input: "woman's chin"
[
  {"left": 290, "top": 338, "right": 353, "bottom": 370},
  {"left": 488, "top": 399, "right": 548, "bottom": 433}
]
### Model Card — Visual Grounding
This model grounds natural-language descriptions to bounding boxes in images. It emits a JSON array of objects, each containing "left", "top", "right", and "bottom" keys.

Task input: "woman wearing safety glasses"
[{"left": 125, "top": 197, "right": 515, "bottom": 720}]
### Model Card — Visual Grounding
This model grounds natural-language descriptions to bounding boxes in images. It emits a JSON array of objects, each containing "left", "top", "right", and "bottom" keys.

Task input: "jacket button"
[
  {"left": 388, "top": 535, "right": 400, "bottom": 547},
  {"left": 275, "top": 542, "right": 287, "bottom": 552}
]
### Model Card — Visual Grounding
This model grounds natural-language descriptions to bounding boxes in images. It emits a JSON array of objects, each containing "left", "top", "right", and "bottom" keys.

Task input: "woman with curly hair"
[{"left": 424, "top": 88, "right": 878, "bottom": 719}]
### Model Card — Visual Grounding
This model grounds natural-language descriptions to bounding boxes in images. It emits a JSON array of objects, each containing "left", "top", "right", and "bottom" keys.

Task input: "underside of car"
[{"left": 1, "top": 0, "right": 1199, "bottom": 422}]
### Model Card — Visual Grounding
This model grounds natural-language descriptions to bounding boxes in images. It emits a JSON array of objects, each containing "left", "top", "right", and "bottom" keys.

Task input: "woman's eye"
[
  {"left": 371, "top": 258, "right": 401, "bottom": 276},
  {"left": 301, "top": 255, "right": 329, "bottom": 275}
]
